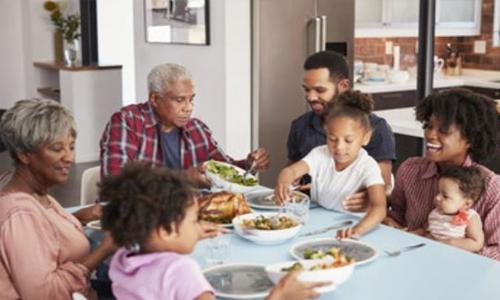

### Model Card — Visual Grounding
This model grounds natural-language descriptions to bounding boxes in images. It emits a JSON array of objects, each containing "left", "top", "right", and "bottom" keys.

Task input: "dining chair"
[{"left": 80, "top": 166, "right": 101, "bottom": 205}]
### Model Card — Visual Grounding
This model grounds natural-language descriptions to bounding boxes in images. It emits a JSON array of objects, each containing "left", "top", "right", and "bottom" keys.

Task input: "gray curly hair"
[
  {"left": 147, "top": 63, "right": 193, "bottom": 94},
  {"left": 0, "top": 98, "right": 77, "bottom": 164}
]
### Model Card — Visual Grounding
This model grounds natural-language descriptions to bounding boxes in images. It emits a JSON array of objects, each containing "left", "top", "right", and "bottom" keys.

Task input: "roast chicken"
[{"left": 199, "top": 191, "right": 252, "bottom": 224}]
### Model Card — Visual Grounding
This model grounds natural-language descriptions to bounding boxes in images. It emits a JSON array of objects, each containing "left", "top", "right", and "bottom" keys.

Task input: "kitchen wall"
[
  {"left": 0, "top": 0, "right": 251, "bottom": 159},
  {"left": 133, "top": 0, "right": 251, "bottom": 158},
  {"left": 0, "top": 0, "right": 27, "bottom": 108},
  {"left": 0, "top": 0, "right": 80, "bottom": 108},
  {"left": 354, "top": 0, "right": 500, "bottom": 71}
]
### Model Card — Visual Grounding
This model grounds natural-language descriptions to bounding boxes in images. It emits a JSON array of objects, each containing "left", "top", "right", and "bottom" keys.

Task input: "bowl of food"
[
  {"left": 265, "top": 255, "right": 354, "bottom": 293},
  {"left": 232, "top": 212, "right": 302, "bottom": 245},
  {"left": 205, "top": 160, "right": 259, "bottom": 193},
  {"left": 199, "top": 191, "right": 252, "bottom": 227}
]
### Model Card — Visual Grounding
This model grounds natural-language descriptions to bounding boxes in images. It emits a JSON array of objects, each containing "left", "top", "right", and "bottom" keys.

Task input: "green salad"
[{"left": 206, "top": 160, "right": 258, "bottom": 186}]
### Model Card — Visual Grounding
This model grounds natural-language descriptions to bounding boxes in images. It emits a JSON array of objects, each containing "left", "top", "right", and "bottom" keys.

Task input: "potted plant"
[{"left": 44, "top": 1, "right": 81, "bottom": 66}]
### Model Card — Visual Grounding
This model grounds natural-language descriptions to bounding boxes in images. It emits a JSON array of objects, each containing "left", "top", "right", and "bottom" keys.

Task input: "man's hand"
[
  {"left": 342, "top": 190, "right": 369, "bottom": 212},
  {"left": 246, "top": 148, "right": 270, "bottom": 172},
  {"left": 186, "top": 164, "right": 211, "bottom": 188}
]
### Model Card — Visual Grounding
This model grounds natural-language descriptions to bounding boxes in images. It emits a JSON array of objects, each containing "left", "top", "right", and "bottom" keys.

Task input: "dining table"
[
  {"left": 70, "top": 197, "right": 500, "bottom": 300},
  {"left": 192, "top": 205, "right": 500, "bottom": 300}
]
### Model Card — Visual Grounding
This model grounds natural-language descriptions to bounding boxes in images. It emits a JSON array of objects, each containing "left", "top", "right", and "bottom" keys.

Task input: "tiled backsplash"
[{"left": 354, "top": 0, "right": 500, "bottom": 71}]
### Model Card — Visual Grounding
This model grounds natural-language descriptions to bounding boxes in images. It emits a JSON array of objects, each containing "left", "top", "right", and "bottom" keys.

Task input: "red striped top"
[{"left": 389, "top": 156, "right": 500, "bottom": 261}]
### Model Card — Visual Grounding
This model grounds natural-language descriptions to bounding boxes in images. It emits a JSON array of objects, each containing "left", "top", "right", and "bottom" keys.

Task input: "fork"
[
  {"left": 242, "top": 161, "right": 256, "bottom": 178},
  {"left": 384, "top": 243, "right": 426, "bottom": 257}
]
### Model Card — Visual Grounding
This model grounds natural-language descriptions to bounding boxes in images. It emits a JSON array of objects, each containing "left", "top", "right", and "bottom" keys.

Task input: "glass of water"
[
  {"left": 205, "top": 234, "right": 232, "bottom": 265},
  {"left": 285, "top": 194, "right": 310, "bottom": 224}
]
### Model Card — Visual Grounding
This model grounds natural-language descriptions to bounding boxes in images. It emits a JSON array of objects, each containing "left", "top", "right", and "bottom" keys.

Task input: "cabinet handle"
[{"left": 381, "top": 93, "right": 405, "bottom": 99}]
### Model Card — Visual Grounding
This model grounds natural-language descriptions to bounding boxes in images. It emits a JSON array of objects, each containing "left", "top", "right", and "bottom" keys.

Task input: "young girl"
[
  {"left": 424, "top": 166, "right": 485, "bottom": 252},
  {"left": 275, "top": 90, "right": 387, "bottom": 239},
  {"left": 101, "top": 162, "right": 327, "bottom": 300}
]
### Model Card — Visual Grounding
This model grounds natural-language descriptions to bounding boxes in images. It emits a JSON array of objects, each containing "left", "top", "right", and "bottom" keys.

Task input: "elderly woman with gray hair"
[{"left": 0, "top": 99, "right": 115, "bottom": 300}]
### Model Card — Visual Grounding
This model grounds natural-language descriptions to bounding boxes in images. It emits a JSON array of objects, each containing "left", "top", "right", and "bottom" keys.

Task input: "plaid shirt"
[
  {"left": 100, "top": 101, "right": 245, "bottom": 176},
  {"left": 389, "top": 156, "right": 500, "bottom": 261}
]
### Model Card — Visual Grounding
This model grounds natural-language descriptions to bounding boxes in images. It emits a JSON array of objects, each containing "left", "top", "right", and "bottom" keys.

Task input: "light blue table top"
[{"left": 192, "top": 207, "right": 500, "bottom": 300}]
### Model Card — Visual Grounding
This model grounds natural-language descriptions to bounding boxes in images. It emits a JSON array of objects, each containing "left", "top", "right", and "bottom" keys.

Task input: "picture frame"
[{"left": 144, "top": 0, "right": 210, "bottom": 45}]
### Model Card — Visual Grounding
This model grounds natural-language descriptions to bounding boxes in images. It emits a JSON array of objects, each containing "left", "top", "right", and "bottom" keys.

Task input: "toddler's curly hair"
[
  {"left": 440, "top": 166, "right": 485, "bottom": 202},
  {"left": 100, "top": 162, "right": 196, "bottom": 249}
]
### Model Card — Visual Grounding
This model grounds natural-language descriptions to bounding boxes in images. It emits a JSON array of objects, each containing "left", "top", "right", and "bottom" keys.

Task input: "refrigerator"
[{"left": 252, "top": 0, "right": 355, "bottom": 186}]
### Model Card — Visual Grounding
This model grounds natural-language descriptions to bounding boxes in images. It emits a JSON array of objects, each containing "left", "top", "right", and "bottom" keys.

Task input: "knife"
[{"left": 298, "top": 220, "right": 354, "bottom": 237}]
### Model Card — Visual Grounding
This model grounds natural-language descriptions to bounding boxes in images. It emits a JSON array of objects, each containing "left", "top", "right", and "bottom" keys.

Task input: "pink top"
[
  {"left": 110, "top": 248, "right": 214, "bottom": 300},
  {"left": 0, "top": 192, "right": 94, "bottom": 300},
  {"left": 389, "top": 157, "right": 500, "bottom": 261},
  {"left": 427, "top": 208, "right": 480, "bottom": 240}
]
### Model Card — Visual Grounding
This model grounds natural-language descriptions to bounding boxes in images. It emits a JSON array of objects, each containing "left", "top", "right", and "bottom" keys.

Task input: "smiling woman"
[
  {"left": 386, "top": 88, "right": 500, "bottom": 261},
  {"left": 0, "top": 99, "right": 115, "bottom": 299}
]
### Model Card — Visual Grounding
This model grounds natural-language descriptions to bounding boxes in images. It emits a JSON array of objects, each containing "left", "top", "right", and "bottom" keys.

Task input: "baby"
[{"left": 426, "top": 166, "right": 485, "bottom": 252}]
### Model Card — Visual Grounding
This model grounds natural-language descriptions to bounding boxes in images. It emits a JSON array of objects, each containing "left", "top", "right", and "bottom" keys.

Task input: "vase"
[
  {"left": 54, "top": 31, "right": 63, "bottom": 63},
  {"left": 63, "top": 39, "right": 79, "bottom": 67}
]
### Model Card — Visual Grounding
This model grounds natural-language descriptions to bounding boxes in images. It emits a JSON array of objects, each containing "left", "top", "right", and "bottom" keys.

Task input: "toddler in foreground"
[{"left": 101, "top": 162, "right": 327, "bottom": 300}]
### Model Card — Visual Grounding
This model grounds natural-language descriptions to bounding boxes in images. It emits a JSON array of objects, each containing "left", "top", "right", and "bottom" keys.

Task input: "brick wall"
[{"left": 354, "top": 0, "right": 500, "bottom": 71}]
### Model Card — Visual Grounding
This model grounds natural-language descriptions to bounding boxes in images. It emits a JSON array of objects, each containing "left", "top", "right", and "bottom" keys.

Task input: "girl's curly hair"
[
  {"left": 100, "top": 162, "right": 196, "bottom": 249},
  {"left": 322, "top": 90, "right": 374, "bottom": 130},
  {"left": 416, "top": 88, "right": 499, "bottom": 163}
]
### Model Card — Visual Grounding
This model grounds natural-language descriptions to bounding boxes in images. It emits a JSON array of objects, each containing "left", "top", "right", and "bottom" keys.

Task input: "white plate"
[
  {"left": 289, "top": 238, "right": 378, "bottom": 266},
  {"left": 86, "top": 220, "right": 102, "bottom": 230},
  {"left": 203, "top": 263, "right": 274, "bottom": 299}
]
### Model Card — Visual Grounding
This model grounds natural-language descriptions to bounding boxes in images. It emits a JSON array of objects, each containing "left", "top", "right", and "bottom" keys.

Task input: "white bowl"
[
  {"left": 265, "top": 259, "right": 354, "bottom": 294},
  {"left": 232, "top": 212, "right": 303, "bottom": 245},
  {"left": 205, "top": 160, "right": 259, "bottom": 194}
]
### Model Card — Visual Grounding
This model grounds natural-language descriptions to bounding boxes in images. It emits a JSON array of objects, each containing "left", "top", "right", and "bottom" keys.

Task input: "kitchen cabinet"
[{"left": 355, "top": 0, "right": 482, "bottom": 37}]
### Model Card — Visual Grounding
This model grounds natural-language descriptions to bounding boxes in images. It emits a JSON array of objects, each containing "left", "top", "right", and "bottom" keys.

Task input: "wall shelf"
[
  {"left": 33, "top": 61, "right": 122, "bottom": 163},
  {"left": 36, "top": 87, "right": 60, "bottom": 101}
]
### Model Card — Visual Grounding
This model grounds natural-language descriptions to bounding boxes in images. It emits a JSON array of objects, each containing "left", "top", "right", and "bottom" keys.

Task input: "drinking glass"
[
  {"left": 205, "top": 234, "right": 232, "bottom": 265},
  {"left": 285, "top": 195, "right": 310, "bottom": 224}
]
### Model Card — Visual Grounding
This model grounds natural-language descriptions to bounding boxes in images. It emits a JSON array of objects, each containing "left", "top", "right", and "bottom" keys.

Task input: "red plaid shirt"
[
  {"left": 100, "top": 101, "right": 245, "bottom": 176},
  {"left": 389, "top": 156, "right": 500, "bottom": 261}
]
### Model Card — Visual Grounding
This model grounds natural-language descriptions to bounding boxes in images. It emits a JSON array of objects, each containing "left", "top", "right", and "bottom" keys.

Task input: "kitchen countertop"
[
  {"left": 355, "top": 69, "right": 500, "bottom": 94},
  {"left": 376, "top": 100, "right": 500, "bottom": 138}
]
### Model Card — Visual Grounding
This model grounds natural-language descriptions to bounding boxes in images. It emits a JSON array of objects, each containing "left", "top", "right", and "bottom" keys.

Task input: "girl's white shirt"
[{"left": 303, "top": 145, "right": 384, "bottom": 212}]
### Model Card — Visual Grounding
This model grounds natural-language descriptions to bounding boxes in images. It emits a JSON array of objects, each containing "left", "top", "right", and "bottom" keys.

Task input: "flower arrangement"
[{"left": 43, "top": 1, "right": 81, "bottom": 42}]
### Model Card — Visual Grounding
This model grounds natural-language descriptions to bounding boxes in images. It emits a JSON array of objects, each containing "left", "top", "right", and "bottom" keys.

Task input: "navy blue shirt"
[
  {"left": 287, "top": 111, "right": 396, "bottom": 163},
  {"left": 160, "top": 128, "right": 181, "bottom": 169}
]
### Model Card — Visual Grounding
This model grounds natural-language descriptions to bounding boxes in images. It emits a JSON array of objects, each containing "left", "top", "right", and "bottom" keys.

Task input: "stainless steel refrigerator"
[{"left": 252, "top": 0, "right": 355, "bottom": 186}]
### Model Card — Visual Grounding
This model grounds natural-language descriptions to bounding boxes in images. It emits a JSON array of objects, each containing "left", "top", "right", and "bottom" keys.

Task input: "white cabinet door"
[
  {"left": 436, "top": 0, "right": 481, "bottom": 36},
  {"left": 355, "top": 0, "right": 385, "bottom": 26},
  {"left": 390, "top": 0, "right": 419, "bottom": 24},
  {"left": 438, "top": 0, "right": 476, "bottom": 23},
  {"left": 355, "top": 0, "right": 482, "bottom": 37}
]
